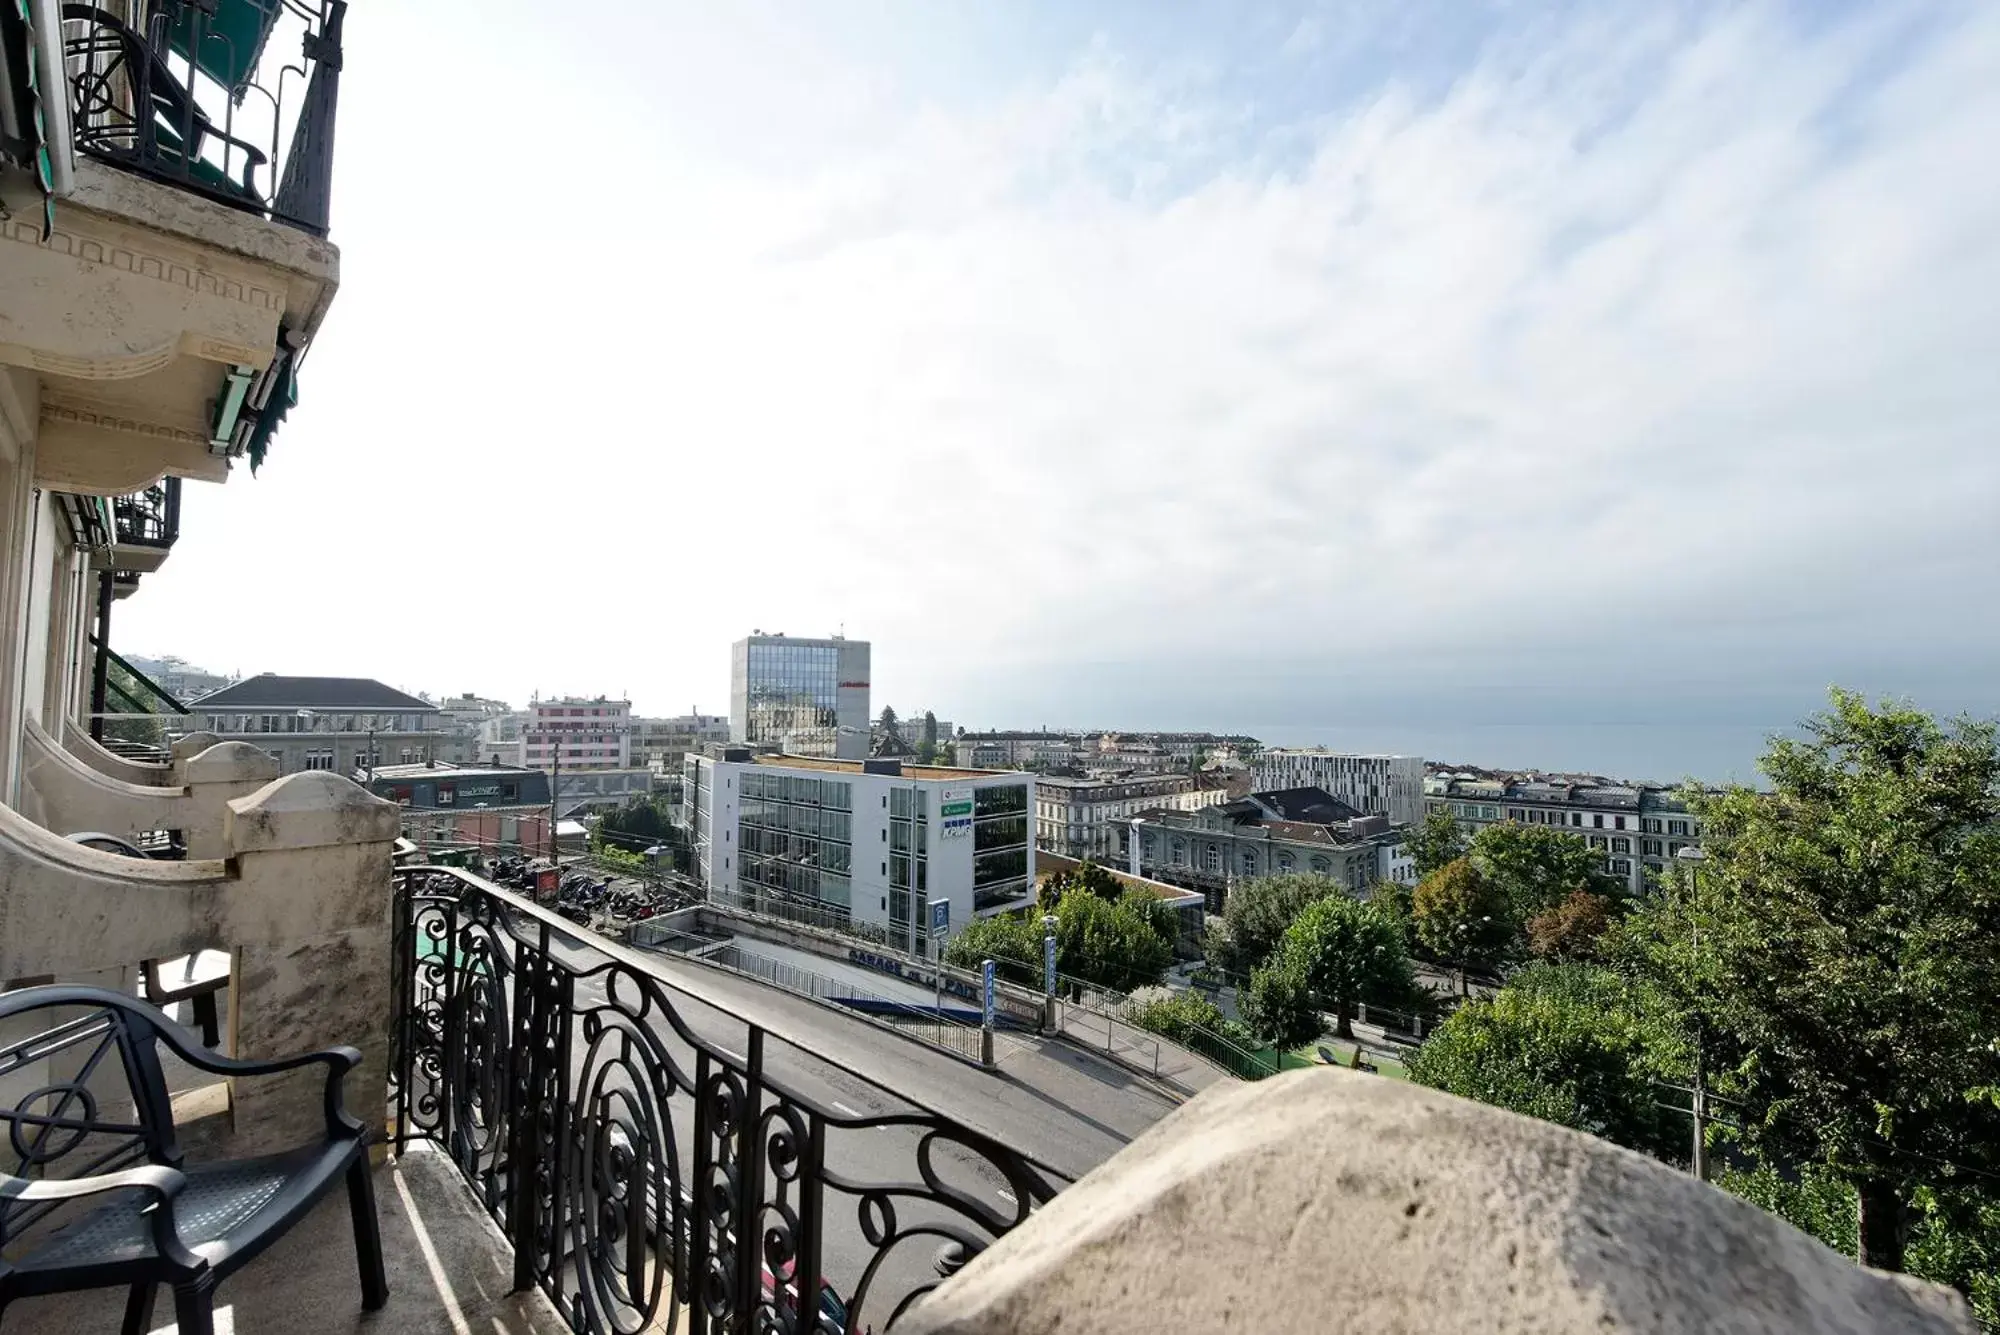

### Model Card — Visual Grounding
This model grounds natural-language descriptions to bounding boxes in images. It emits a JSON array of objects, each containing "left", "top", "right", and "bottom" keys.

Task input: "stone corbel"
[{"left": 57, "top": 715, "right": 175, "bottom": 785}]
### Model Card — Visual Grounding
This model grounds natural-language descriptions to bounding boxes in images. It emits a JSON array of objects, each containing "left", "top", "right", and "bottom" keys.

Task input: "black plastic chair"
[{"left": 0, "top": 985, "right": 386, "bottom": 1334}]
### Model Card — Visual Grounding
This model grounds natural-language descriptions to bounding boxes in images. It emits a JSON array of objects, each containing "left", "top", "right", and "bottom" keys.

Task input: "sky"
[{"left": 119, "top": 0, "right": 2000, "bottom": 783}]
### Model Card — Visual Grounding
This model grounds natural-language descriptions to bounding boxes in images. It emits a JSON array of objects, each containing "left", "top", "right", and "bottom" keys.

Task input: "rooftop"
[
  {"left": 751, "top": 754, "right": 1008, "bottom": 781},
  {"left": 191, "top": 675, "right": 438, "bottom": 712},
  {"left": 365, "top": 761, "right": 539, "bottom": 781}
]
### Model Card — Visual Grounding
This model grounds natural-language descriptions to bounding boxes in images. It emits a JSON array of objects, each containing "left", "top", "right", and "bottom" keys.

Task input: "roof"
[
  {"left": 1239, "top": 787, "right": 1363, "bottom": 825},
  {"left": 748, "top": 755, "right": 1006, "bottom": 782},
  {"left": 367, "top": 762, "right": 538, "bottom": 781},
  {"left": 193, "top": 674, "right": 437, "bottom": 712}
]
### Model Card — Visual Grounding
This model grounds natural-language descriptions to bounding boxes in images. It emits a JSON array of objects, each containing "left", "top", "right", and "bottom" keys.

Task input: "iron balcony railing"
[
  {"left": 390, "top": 866, "right": 1069, "bottom": 1335},
  {"left": 61, "top": 0, "right": 344, "bottom": 235},
  {"left": 111, "top": 476, "right": 179, "bottom": 549}
]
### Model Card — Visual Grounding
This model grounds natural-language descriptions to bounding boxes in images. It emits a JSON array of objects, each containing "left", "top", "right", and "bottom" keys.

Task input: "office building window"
[{"left": 304, "top": 750, "right": 335, "bottom": 772}]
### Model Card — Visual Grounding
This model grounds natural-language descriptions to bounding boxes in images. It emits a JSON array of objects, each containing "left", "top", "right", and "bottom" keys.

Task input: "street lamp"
[{"left": 1675, "top": 844, "right": 1709, "bottom": 1180}]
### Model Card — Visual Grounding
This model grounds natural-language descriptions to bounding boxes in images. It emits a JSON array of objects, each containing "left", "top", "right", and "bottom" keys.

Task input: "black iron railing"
[
  {"left": 391, "top": 866, "right": 1068, "bottom": 1334},
  {"left": 112, "top": 476, "right": 180, "bottom": 548},
  {"left": 61, "top": 0, "right": 344, "bottom": 235}
]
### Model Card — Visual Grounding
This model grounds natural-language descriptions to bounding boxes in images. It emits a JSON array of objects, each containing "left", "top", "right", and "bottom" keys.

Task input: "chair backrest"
[{"left": 0, "top": 986, "right": 182, "bottom": 1246}]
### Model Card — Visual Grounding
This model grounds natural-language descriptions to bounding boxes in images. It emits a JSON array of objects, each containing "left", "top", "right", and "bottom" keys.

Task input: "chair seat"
[{"left": 14, "top": 1141, "right": 357, "bottom": 1275}]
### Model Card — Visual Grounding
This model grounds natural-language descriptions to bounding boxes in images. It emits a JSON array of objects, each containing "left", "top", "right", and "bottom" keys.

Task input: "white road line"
[
  {"left": 996, "top": 1188, "right": 1016, "bottom": 1203},
  {"left": 830, "top": 1100, "right": 860, "bottom": 1117}
]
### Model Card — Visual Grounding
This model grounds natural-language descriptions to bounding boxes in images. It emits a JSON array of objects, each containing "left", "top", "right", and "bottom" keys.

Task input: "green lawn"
[{"left": 1284, "top": 1039, "right": 1409, "bottom": 1081}]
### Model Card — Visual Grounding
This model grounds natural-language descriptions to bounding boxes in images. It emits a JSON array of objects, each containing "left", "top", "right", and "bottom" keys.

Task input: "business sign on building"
[{"left": 940, "top": 787, "right": 974, "bottom": 838}]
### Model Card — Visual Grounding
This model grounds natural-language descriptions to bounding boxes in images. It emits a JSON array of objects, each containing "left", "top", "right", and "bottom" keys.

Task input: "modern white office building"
[
  {"left": 1252, "top": 750, "right": 1425, "bottom": 826},
  {"left": 682, "top": 748, "right": 1034, "bottom": 953},
  {"left": 729, "top": 633, "right": 871, "bottom": 760}
]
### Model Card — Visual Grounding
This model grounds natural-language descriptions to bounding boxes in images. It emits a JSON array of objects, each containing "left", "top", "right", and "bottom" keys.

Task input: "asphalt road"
[{"left": 543, "top": 934, "right": 1181, "bottom": 1329}]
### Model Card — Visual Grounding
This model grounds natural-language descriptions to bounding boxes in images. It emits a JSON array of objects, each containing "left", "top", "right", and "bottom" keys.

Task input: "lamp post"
[{"left": 1675, "top": 844, "right": 1709, "bottom": 1180}]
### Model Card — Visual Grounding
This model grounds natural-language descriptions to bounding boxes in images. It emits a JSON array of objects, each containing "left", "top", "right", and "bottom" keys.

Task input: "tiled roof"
[{"left": 192, "top": 674, "right": 437, "bottom": 711}]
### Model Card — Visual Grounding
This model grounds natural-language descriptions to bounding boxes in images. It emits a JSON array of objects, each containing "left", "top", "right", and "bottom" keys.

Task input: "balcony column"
[
  {"left": 222, "top": 772, "right": 399, "bottom": 1154},
  {"left": 87, "top": 570, "right": 113, "bottom": 742}
]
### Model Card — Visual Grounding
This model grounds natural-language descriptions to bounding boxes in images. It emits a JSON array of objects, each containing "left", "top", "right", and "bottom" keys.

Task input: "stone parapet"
[{"left": 902, "top": 1068, "right": 1974, "bottom": 1335}]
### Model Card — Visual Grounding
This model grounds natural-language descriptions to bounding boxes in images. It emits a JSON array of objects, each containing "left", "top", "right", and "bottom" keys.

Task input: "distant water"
[{"left": 1244, "top": 722, "right": 1788, "bottom": 787}]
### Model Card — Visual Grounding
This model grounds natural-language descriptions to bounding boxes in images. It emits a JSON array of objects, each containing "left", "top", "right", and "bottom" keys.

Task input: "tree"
[
  {"left": 1276, "top": 895, "right": 1415, "bottom": 1039},
  {"left": 922, "top": 711, "right": 938, "bottom": 750},
  {"left": 1525, "top": 889, "right": 1614, "bottom": 962},
  {"left": 878, "top": 706, "right": 901, "bottom": 741},
  {"left": 1410, "top": 857, "right": 1515, "bottom": 982},
  {"left": 1038, "top": 858, "right": 1123, "bottom": 912},
  {"left": 1402, "top": 809, "right": 1467, "bottom": 879},
  {"left": 1053, "top": 891, "right": 1172, "bottom": 993},
  {"left": 1124, "top": 986, "right": 1238, "bottom": 1046},
  {"left": 1620, "top": 690, "right": 2000, "bottom": 1273},
  {"left": 1203, "top": 873, "right": 1340, "bottom": 975},
  {"left": 1469, "top": 821, "right": 1617, "bottom": 923},
  {"left": 1407, "top": 968, "right": 1682, "bottom": 1161},
  {"left": 1240, "top": 958, "right": 1323, "bottom": 1051}
]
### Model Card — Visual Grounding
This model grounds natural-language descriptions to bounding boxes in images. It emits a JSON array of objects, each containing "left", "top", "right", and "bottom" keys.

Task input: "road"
[{"left": 544, "top": 933, "right": 1181, "bottom": 1328}]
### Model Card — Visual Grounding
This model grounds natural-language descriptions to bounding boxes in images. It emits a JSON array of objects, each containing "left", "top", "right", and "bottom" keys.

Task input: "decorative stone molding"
[
  {"left": 20, "top": 718, "right": 276, "bottom": 858},
  {"left": 903, "top": 1068, "right": 1975, "bottom": 1335}
]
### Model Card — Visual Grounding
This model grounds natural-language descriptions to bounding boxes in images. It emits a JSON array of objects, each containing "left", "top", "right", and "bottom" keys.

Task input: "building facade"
[
  {"left": 1034, "top": 772, "right": 1236, "bottom": 861},
  {"left": 525, "top": 695, "right": 632, "bottom": 771},
  {"left": 188, "top": 675, "right": 444, "bottom": 774},
  {"left": 363, "top": 762, "right": 554, "bottom": 856},
  {"left": 631, "top": 712, "right": 730, "bottom": 773},
  {"left": 1252, "top": 750, "right": 1426, "bottom": 827},
  {"left": 1117, "top": 789, "right": 1401, "bottom": 912},
  {"left": 1424, "top": 771, "right": 1702, "bottom": 894},
  {"left": 730, "top": 634, "right": 871, "bottom": 760},
  {"left": 683, "top": 749, "right": 1034, "bottom": 953}
]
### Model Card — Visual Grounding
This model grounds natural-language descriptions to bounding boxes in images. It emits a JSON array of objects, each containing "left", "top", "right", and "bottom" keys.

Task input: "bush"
[{"left": 1123, "top": 986, "right": 1227, "bottom": 1045}]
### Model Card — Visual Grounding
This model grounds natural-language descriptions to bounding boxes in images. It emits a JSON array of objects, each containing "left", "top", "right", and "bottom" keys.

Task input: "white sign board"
[{"left": 940, "top": 787, "right": 974, "bottom": 839}]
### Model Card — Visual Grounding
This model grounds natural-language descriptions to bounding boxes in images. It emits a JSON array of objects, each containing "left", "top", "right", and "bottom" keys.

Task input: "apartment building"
[
  {"left": 188, "top": 675, "right": 444, "bottom": 774},
  {"left": 683, "top": 748, "right": 1035, "bottom": 953},
  {"left": 632, "top": 711, "right": 730, "bottom": 772},
  {"left": 1253, "top": 750, "right": 1425, "bottom": 827},
  {"left": 1034, "top": 772, "right": 1238, "bottom": 861},
  {"left": 730, "top": 633, "right": 871, "bottom": 759},
  {"left": 526, "top": 695, "right": 632, "bottom": 770},
  {"left": 1424, "top": 771, "right": 1701, "bottom": 894},
  {"left": 1117, "top": 788, "right": 1401, "bottom": 912}
]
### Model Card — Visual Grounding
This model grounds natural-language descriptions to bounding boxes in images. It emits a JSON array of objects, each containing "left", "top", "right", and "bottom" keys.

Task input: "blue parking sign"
[{"left": 930, "top": 898, "right": 950, "bottom": 933}]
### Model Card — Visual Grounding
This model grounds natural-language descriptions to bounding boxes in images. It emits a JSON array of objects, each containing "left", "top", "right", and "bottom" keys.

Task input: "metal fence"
[{"left": 391, "top": 866, "right": 1068, "bottom": 1334}]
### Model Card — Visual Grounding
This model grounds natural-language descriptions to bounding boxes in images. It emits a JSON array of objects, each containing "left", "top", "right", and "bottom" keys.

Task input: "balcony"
[
  {"left": 0, "top": 2, "right": 342, "bottom": 497},
  {"left": 105, "top": 476, "right": 181, "bottom": 577}
]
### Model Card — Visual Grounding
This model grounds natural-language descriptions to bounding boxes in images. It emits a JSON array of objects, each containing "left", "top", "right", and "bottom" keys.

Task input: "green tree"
[
  {"left": 1408, "top": 968, "right": 1683, "bottom": 1161},
  {"left": 943, "top": 914, "right": 1043, "bottom": 989},
  {"left": 1403, "top": 809, "right": 1467, "bottom": 879},
  {"left": 1123, "top": 985, "right": 1240, "bottom": 1046},
  {"left": 1620, "top": 690, "right": 2000, "bottom": 1273},
  {"left": 1469, "top": 821, "right": 1617, "bottom": 922},
  {"left": 878, "top": 706, "right": 901, "bottom": 741},
  {"left": 1277, "top": 895, "right": 1415, "bottom": 1040},
  {"left": 1038, "top": 858, "right": 1124, "bottom": 912},
  {"left": 1053, "top": 891, "right": 1172, "bottom": 992},
  {"left": 1410, "top": 857, "right": 1515, "bottom": 982},
  {"left": 1203, "top": 873, "right": 1339, "bottom": 975},
  {"left": 1240, "top": 958, "right": 1322, "bottom": 1051}
]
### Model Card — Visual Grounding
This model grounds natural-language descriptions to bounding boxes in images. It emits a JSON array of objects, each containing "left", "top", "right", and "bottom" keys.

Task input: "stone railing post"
[
  {"left": 221, "top": 772, "right": 400, "bottom": 1154},
  {"left": 178, "top": 742, "right": 280, "bottom": 859}
]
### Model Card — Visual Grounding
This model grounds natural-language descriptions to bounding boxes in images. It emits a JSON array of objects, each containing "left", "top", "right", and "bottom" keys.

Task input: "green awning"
[{"left": 168, "top": 0, "right": 282, "bottom": 95}]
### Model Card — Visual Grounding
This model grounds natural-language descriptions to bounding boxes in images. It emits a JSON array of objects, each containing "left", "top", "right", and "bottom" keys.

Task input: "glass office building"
[{"left": 730, "top": 634, "right": 870, "bottom": 759}]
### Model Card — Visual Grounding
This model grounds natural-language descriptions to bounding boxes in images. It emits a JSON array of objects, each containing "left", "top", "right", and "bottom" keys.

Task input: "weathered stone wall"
[{"left": 903, "top": 1068, "right": 1973, "bottom": 1335}]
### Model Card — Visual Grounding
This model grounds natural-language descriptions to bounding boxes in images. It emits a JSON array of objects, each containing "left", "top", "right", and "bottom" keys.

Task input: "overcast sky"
[{"left": 119, "top": 0, "right": 2000, "bottom": 779}]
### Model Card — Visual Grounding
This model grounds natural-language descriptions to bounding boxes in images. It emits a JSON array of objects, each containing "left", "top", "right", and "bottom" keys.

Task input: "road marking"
[
  {"left": 831, "top": 1100, "right": 859, "bottom": 1117},
  {"left": 996, "top": 1188, "right": 1015, "bottom": 1203}
]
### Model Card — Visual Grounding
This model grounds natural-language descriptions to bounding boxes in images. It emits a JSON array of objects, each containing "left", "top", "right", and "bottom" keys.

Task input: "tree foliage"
[
  {"left": 1240, "top": 958, "right": 1322, "bottom": 1051},
  {"left": 1617, "top": 689, "right": 2000, "bottom": 1273},
  {"left": 1411, "top": 857, "right": 1515, "bottom": 976},
  {"left": 1123, "top": 986, "right": 1244, "bottom": 1047},
  {"left": 1525, "top": 889, "right": 1615, "bottom": 962},
  {"left": 1203, "top": 873, "right": 1340, "bottom": 975},
  {"left": 1037, "top": 858, "right": 1124, "bottom": 912},
  {"left": 1407, "top": 965, "right": 1683, "bottom": 1161},
  {"left": 1276, "top": 895, "right": 1415, "bottom": 1039},
  {"left": 945, "top": 889, "right": 1172, "bottom": 994},
  {"left": 1469, "top": 821, "right": 1618, "bottom": 922},
  {"left": 1403, "top": 809, "right": 1468, "bottom": 879},
  {"left": 593, "top": 796, "right": 686, "bottom": 866}
]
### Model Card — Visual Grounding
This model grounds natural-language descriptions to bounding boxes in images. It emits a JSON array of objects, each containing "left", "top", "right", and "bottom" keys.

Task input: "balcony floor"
[{"left": 1, "top": 1145, "right": 573, "bottom": 1335}]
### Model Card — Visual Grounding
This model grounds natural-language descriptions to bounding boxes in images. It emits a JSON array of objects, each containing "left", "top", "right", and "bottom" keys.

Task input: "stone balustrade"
[
  {"left": 902, "top": 1068, "right": 1976, "bottom": 1335},
  {"left": 22, "top": 718, "right": 274, "bottom": 857},
  {"left": 0, "top": 770, "right": 399, "bottom": 1154}
]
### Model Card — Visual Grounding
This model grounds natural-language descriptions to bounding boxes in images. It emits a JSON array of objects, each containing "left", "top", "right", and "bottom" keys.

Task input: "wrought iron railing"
[
  {"left": 112, "top": 476, "right": 179, "bottom": 548},
  {"left": 391, "top": 866, "right": 1069, "bottom": 1334},
  {"left": 61, "top": 0, "right": 344, "bottom": 234}
]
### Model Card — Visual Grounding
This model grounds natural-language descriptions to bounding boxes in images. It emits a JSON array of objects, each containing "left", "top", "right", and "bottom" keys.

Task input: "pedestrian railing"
[{"left": 390, "top": 866, "right": 1068, "bottom": 1334}]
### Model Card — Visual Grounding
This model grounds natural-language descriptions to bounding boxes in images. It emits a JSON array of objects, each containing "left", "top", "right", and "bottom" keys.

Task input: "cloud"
[{"left": 120, "top": 1, "right": 2000, "bottom": 755}]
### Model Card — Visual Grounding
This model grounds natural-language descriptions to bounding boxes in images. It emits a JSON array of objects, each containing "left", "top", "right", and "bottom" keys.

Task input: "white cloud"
[{"left": 120, "top": 1, "right": 2000, "bottom": 733}]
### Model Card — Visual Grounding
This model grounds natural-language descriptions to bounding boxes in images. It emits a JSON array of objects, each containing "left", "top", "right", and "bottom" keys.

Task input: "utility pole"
[
  {"left": 1677, "top": 845, "right": 1709, "bottom": 1180},
  {"left": 549, "top": 727, "right": 561, "bottom": 871}
]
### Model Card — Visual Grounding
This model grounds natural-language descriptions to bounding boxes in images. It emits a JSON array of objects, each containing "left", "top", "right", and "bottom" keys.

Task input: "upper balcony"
[
  {"left": 103, "top": 473, "right": 179, "bottom": 578},
  {"left": 0, "top": 0, "right": 344, "bottom": 497}
]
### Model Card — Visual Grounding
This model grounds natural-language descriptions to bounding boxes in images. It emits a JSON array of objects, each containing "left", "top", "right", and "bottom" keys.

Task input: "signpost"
[{"left": 980, "top": 959, "right": 997, "bottom": 1068}]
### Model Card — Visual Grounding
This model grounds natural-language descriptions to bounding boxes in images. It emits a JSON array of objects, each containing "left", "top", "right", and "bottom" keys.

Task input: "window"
[
  {"left": 1592, "top": 814, "right": 1604, "bottom": 829},
  {"left": 1588, "top": 836, "right": 1606, "bottom": 850},
  {"left": 1614, "top": 815, "right": 1627, "bottom": 830},
  {"left": 1642, "top": 839, "right": 1662, "bottom": 856},
  {"left": 1608, "top": 858, "right": 1633, "bottom": 875},
  {"left": 1667, "top": 819, "right": 1690, "bottom": 837},
  {"left": 1611, "top": 837, "right": 1630, "bottom": 854},
  {"left": 1203, "top": 844, "right": 1221, "bottom": 873},
  {"left": 304, "top": 750, "right": 335, "bottom": 772}
]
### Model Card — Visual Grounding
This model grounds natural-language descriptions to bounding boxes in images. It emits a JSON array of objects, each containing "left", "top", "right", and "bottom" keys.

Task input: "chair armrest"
[
  {"left": 1, "top": 1163, "right": 202, "bottom": 1271},
  {"left": 150, "top": 1017, "right": 368, "bottom": 1140},
  {"left": 1, "top": 1162, "right": 185, "bottom": 1206}
]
